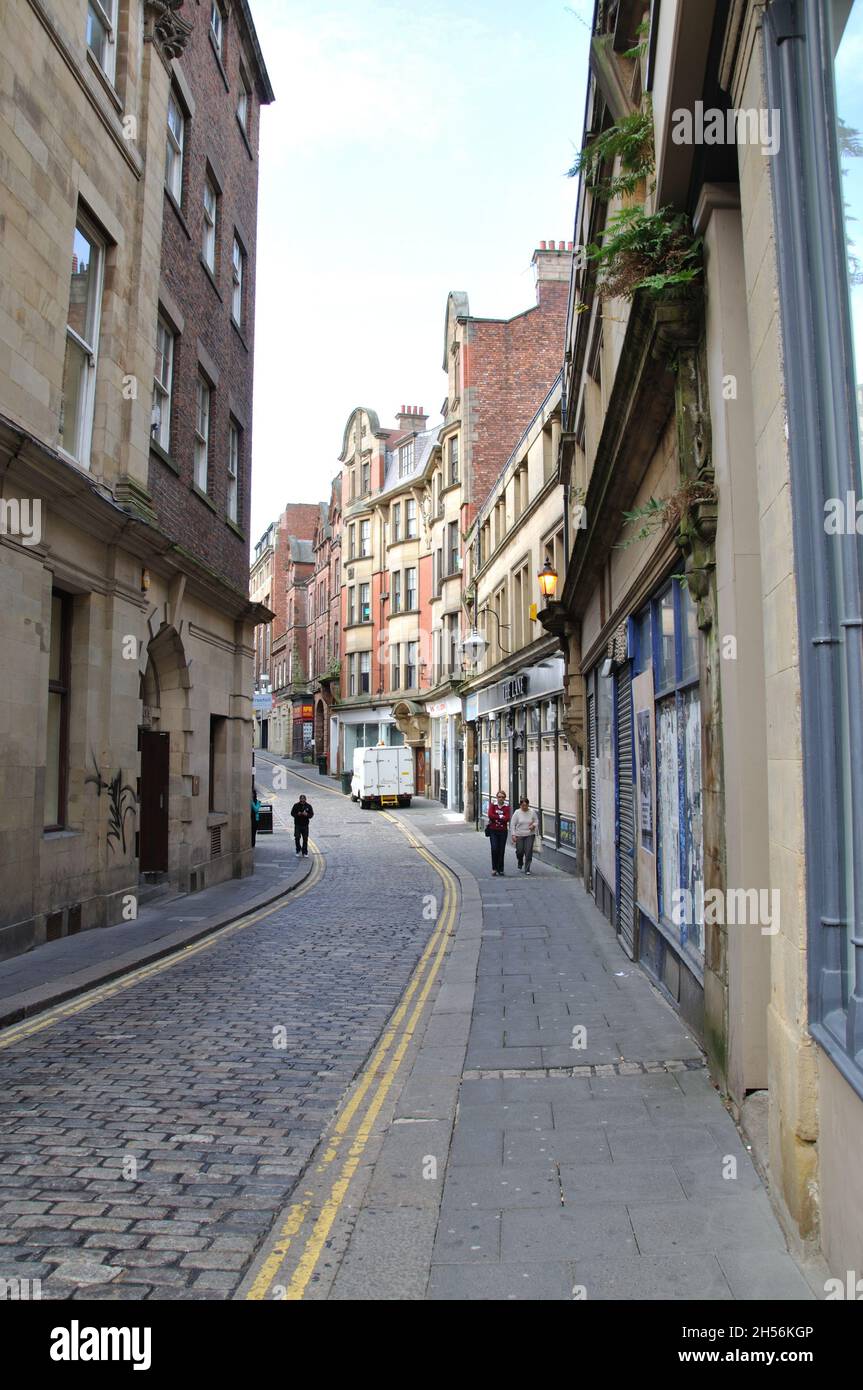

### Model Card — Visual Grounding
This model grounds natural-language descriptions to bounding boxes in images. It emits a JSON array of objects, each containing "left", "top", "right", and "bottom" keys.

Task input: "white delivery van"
[{"left": 351, "top": 745, "right": 414, "bottom": 808}]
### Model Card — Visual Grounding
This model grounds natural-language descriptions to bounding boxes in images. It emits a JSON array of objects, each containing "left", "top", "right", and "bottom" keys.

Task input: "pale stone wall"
[
  {"left": 0, "top": 0, "right": 167, "bottom": 495},
  {"left": 732, "top": 15, "right": 818, "bottom": 1244}
]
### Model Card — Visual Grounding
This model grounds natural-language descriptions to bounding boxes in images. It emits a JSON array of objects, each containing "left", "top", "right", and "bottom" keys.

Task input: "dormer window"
[{"left": 399, "top": 440, "right": 415, "bottom": 477}]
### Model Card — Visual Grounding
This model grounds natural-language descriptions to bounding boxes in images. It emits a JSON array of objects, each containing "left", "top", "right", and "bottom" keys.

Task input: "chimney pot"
[
  {"left": 539, "top": 240, "right": 546, "bottom": 250},
  {"left": 568, "top": 241, "right": 573, "bottom": 250}
]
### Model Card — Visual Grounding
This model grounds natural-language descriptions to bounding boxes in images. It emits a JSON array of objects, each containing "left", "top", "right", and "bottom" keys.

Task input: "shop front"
[
  {"left": 427, "top": 695, "right": 462, "bottom": 810},
  {"left": 475, "top": 656, "right": 578, "bottom": 873},
  {"left": 336, "top": 705, "right": 403, "bottom": 770},
  {"left": 291, "top": 698, "right": 315, "bottom": 762},
  {"left": 586, "top": 580, "right": 705, "bottom": 1031}
]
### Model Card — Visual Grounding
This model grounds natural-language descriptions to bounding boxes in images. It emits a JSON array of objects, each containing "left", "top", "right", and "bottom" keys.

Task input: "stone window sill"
[
  {"left": 191, "top": 481, "right": 218, "bottom": 513},
  {"left": 209, "top": 29, "right": 230, "bottom": 91},
  {"left": 165, "top": 187, "right": 192, "bottom": 240},
  {"left": 200, "top": 256, "right": 223, "bottom": 300},
  {"left": 150, "top": 438, "right": 180, "bottom": 475},
  {"left": 236, "top": 113, "right": 254, "bottom": 159}
]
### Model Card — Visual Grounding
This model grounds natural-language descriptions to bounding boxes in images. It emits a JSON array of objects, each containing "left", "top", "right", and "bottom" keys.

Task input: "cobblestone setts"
[{"left": 0, "top": 787, "right": 441, "bottom": 1300}]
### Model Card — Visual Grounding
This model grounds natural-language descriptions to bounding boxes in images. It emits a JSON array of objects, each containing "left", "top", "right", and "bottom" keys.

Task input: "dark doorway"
[
  {"left": 261, "top": 719, "right": 269, "bottom": 750},
  {"left": 139, "top": 729, "right": 169, "bottom": 873}
]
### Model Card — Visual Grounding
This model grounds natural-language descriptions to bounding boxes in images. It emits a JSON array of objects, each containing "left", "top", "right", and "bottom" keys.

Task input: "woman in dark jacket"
[{"left": 487, "top": 789, "right": 511, "bottom": 876}]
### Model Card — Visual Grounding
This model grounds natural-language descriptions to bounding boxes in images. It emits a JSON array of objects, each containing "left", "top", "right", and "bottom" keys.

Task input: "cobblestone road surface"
[{"left": 0, "top": 765, "right": 440, "bottom": 1300}]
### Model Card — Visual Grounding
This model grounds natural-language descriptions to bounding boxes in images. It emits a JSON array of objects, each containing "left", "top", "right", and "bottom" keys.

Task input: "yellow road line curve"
[{"left": 245, "top": 813, "right": 458, "bottom": 1301}]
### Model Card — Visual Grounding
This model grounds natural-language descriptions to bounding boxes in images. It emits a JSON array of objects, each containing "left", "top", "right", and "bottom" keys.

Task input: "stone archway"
[{"left": 138, "top": 623, "right": 191, "bottom": 884}]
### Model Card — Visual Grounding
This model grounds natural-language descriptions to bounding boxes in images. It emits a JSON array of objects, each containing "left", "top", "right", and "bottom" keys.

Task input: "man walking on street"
[{"left": 291, "top": 793, "right": 314, "bottom": 856}]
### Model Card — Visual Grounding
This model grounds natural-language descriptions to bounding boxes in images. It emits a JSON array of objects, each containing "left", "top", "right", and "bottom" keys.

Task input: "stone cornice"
[{"left": 0, "top": 414, "right": 261, "bottom": 623}]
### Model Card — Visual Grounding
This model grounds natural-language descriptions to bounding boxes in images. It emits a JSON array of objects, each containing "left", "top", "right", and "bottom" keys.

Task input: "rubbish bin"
[
  {"left": 256, "top": 803, "right": 274, "bottom": 835},
  {"left": 340, "top": 771, "right": 353, "bottom": 796},
  {"left": 318, "top": 756, "right": 327, "bottom": 776}
]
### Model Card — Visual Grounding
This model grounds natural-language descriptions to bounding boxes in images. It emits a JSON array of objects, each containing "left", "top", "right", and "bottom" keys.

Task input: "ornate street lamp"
[
  {"left": 461, "top": 627, "right": 488, "bottom": 665},
  {"left": 537, "top": 556, "right": 558, "bottom": 601}
]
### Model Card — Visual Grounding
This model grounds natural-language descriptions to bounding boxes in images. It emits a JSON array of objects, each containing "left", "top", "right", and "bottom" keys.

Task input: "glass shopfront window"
[{"left": 638, "top": 582, "right": 704, "bottom": 959}]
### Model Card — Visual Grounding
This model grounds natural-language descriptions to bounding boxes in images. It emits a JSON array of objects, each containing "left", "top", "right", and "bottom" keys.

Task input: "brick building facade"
[
  {"left": 250, "top": 502, "right": 319, "bottom": 752},
  {"left": 307, "top": 478, "right": 342, "bottom": 771}
]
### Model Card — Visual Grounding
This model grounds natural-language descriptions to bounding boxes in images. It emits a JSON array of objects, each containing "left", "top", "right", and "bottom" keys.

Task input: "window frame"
[
  {"left": 194, "top": 374, "right": 211, "bottom": 492},
  {"left": 202, "top": 176, "right": 218, "bottom": 272},
  {"left": 359, "top": 650, "right": 371, "bottom": 694},
  {"left": 151, "top": 315, "right": 174, "bottom": 452},
  {"left": 227, "top": 418, "right": 240, "bottom": 522},
  {"left": 60, "top": 213, "right": 106, "bottom": 468},
  {"left": 210, "top": 1, "right": 224, "bottom": 54},
  {"left": 165, "top": 88, "right": 185, "bottom": 204},
  {"left": 87, "top": 0, "right": 118, "bottom": 83},
  {"left": 449, "top": 434, "right": 459, "bottom": 485},
  {"left": 398, "top": 440, "right": 415, "bottom": 477},
  {"left": 45, "top": 589, "right": 72, "bottom": 832},
  {"left": 231, "top": 235, "right": 245, "bottom": 326}
]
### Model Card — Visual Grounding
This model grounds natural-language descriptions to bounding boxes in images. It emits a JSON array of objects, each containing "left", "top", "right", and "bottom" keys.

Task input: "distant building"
[
  {"left": 307, "top": 479, "right": 343, "bottom": 772},
  {"left": 250, "top": 503, "right": 320, "bottom": 752}
]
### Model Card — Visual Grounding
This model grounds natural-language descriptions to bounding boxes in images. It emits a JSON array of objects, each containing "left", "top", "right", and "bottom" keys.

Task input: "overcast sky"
[{"left": 248, "top": 0, "right": 591, "bottom": 542}]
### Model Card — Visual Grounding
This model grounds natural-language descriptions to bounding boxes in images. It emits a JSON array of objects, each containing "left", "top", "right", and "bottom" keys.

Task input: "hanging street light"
[
  {"left": 461, "top": 627, "right": 489, "bottom": 665},
  {"left": 537, "top": 556, "right": 559, "bottom": 600}
]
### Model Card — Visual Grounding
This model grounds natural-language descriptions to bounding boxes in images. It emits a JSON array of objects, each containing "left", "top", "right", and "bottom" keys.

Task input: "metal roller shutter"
[
  {"left": 616, "top": 662, "right": 636, "bottom": 958},
  {"left": 587, "top": 690, "right": 597, "bottom": 894}
]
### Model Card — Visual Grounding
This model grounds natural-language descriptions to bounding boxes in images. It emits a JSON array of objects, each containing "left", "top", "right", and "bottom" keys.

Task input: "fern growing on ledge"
[{"left": 586, "top": 205, "right": 703, "bottom": 300}]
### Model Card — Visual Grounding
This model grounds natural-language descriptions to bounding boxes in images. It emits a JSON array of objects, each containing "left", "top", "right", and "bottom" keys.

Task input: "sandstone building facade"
[{"left": 0, "top": 0, "right": 272, "bottom": 959}]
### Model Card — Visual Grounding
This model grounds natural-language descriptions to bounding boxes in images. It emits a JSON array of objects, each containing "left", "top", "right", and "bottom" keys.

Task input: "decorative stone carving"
[{"left": 145, "top": 0, "right": 192, "bottom": 61}]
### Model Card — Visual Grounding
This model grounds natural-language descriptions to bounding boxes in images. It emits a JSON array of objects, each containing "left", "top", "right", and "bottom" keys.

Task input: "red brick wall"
[
  {"left": 464, "top": 278, "right": 568, "bottom": 511},
  {"left": 149, "top": 4, "right": 269, "bottom": 594}
]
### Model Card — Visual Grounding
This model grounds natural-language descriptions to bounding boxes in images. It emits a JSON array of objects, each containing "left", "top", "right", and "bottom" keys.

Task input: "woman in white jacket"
[{"left": 510, "top": 798, "right": 538, "bottom": 874}]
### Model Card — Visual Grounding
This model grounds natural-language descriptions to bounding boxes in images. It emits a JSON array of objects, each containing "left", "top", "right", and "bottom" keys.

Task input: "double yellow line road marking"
[
  {"left": 0, "top": 843, "right": 324, "bottom": 1053},
  {"left": 0, "top": 752, "right": 460, "bottom": 1305},
  {"left": 244, "top": 814, "right": 459, "bottom": 1301}
]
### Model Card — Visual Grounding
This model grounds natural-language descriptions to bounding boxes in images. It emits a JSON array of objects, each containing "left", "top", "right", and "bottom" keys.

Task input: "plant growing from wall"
[
  {"left": 586, "top": 205, "right": 703, "bottom": 300},
  {"left": 568, "top": 106, "right": 654, "bottom": 199},
  {"left": 623, "top": 14, "right": 650, "bottom": 60},
  {"left": 618, "top": 476, "right": 717, "bottom": 549}
]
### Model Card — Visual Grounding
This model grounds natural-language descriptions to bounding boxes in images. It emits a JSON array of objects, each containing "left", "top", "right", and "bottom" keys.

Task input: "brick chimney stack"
[
  {"left": 531, "top": 240, "right": 574, "bottom": 305},
  {"left": 395, "top": 404, "right": 428, "bottom": 434}
]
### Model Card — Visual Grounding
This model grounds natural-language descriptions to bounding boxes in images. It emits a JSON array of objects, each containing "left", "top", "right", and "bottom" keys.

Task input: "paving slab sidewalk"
[
  {"left": 325, "top": 808, "right": 821, "bottom": 1302},
  {"left": 0, "top": 832, "right": 310, "bottom": 1029}
]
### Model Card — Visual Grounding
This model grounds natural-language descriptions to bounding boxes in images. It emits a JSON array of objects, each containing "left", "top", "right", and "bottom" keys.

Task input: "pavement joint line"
[
  {"left": 242, "top": 820, "right": 460, "bottom": 1301},
  {"left": 0, "top": 838, "right": 325, "bottom": 1051},
  {"left": 460, "top": 1058, "right": 707, "bottom": 1079}
]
